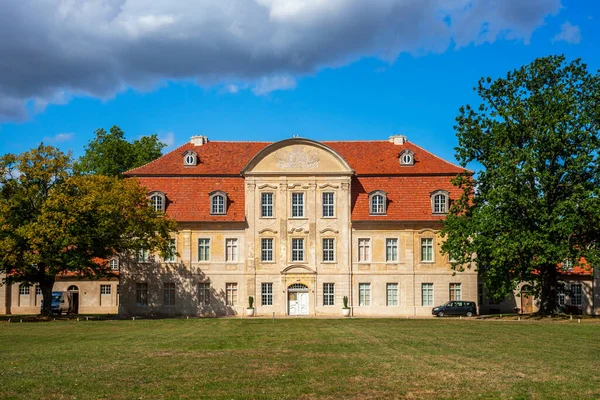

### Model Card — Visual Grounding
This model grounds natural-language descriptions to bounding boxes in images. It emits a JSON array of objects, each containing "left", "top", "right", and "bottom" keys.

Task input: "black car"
[{"left": 432, "top": 301, "right": 477, "bottom": 317}]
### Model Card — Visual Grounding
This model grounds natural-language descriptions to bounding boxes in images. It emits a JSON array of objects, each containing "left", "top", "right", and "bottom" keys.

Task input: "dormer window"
[
  {"left": 431, "top": 190, "right": 449, "bottom": 214},
  {"left": 149, "top": 191, "right": 166, "bottom": 212},
  {"left": 183, "top": 150, "right": 198, "bottom": 166},
  {"left": 399, "top": 149, "right": 414, "bottom": 166},
  {"left": 369, "top": 190, "right": 387, "bottom": 215},
  {"left": 210, "top": 191, "right": 227, "bottom": 215}
]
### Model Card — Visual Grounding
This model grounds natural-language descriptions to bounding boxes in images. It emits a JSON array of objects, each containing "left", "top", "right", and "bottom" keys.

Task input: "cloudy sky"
[{"left": 0, "top": 0, "right": 597, "bottom": 163}]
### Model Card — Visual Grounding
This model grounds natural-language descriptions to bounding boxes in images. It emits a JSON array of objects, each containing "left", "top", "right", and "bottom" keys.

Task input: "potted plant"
[
  {"left": 246, "top": 296, "right": 255, "bottom": 317},
  {"left": 342, "top": 296, "right": 351, "bottom": 317}
]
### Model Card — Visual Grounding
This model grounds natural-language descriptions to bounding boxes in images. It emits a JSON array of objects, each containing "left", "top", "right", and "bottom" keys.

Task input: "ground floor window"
[
  {"left": 19, "top": 284, "right": 30, "bottom": 296},
  {"left": 422, "top": 283, "right": 434, "bottom": 306},
  {"left": 558, "top": 291, "right": 565, "bottom": 306},
  {"left": 359, "top": 283, "right": 371, "bottom": 306},
  {"left": 478, "top": 283, "right": 484, "bottom": 305},
  {"left": 386, "top": 283, "right": 398, "bottom": 306},
  {"left": 100, "top": 285, "right": 111, "bottom": 295},
  {"left": 449, "top": 283, "right": 461, "bottom": 301},
  {"left": 226, "top": 283, "right": 238, "bottom": 306},
  {"left": 136, "top": 283, "right": 148, "bottom": 306},
  {"left": 262, "top": 283, "right": 273, "bottom": 306},
  {"left": 571, "top": 284, "right": 582, "bottom": 306},
  {"left": 36, "top": 286, "right": 42, "bottom": 296},
  {"left": 323, "top": 283, "right": 335, "bottom": 306},
  {"left": 164, "top": 283, "right": 175, "bottom": 306},
  {"left": 198, "top": 283, "right": 210, "bottom": 305}
]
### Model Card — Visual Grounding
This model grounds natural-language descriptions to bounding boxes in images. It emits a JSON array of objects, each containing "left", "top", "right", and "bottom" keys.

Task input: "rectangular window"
[
  {"left": 422, "top": 283, "right": 434, "bottom": 306},
  {"left": 292, "top": 238, "right": 304, "bottom": 262},
  {"left": 136, "top": 283, "right": 148, "bottom": 306},
  {"left": 261, "top": 192, "right": 274, "bottom": 218},
  {"left": 558, "top": 291, "right": 565, "bottom": 307},
  {"left": 478, "top": 283, "right": 484, "bottom": 305},
  {"left": 261, "top": 238, "right": 274, "bottom": 262},
  {"left": 386, "top": 238, "right": 398, "bottom": 262},
  {"left": 163, "top": 283, "right": 175, "bottom": 306},
  {"left": 100, "top": 285, "right": 111, "bottom": 295},
  {"left": 322, "top": 192, "right": 334, "bottom": 217},
  {"left": 198, "top": 283, "right": 210, "bottom": 305},
  {"left": 19, "top": 284, "right": 30, "bottom": 296},
  {"left": 226, "top": 283, "right": 238, "bottom": 306},
  {"left": 323, "top": 283, "right": 335, "bottom": 306},
  {"left": 359, "top": 283, "right": 371, "bottom": 306},
  {"left": 386, "top": 283, "right": 398, "bottom": 306},
  {"left": 36, "top": 286, "right": 42, "bottom": 296},
  {"left": 421, "top": 238, "right": 434, "bottom": 262},
  {"left": 261, "top": 283, "right": 273, "bottom": 306},
  {"left": 110, "top": 259, "right": 119, "bottom": 270},
  {"left": 449, "top": 283, "right": 462, "bottom": 301},
  {"left": 226, "top": 238, "right": 238, "bottom": 262},
  {"left": 571, "top": 284, "right": 582, "bottom": 306},
  {"left": 165, "top": 239, "right": 176, "bottom": 262},
  {"left": 198, "top": 238, "right": 210, "bottom": 262},
  {"left": 322, "top": 238, "right": 335, "bottom": 262},
  {"left": 137, "top": 249, "right": 149, "bottom": 262},
  {"left": 358, "top": 238, "right": 370, "bottom": 262},
  {"left": 291, "top": 192, "right": 304, "bottom": 217}
]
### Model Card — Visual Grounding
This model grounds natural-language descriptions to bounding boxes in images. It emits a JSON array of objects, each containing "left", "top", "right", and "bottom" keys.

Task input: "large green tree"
[
  {"left": 442, "top": 55, "right": 600, "bottom": 314},
  {"left": 75, "top": 125, "right": 166, "bottom": 177},
  {"left": 0, "top": 145, "right": 176, "bottom": 315}
]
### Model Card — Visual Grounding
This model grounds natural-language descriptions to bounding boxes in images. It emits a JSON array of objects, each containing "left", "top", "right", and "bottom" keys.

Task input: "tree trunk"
[
  {"left": 39, "top": 278, "right": 55, "bottom": 317},
  {"left": 538, "top": 264, "right": 559, "bottom": 315}
]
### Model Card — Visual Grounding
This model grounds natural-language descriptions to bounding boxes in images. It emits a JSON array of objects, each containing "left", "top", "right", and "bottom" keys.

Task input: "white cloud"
[
  {"left": 0, "top": 0, "right": 562, "bottom": 121},
  {"left": 43, "top": 132, "right": 74, "bottom": 143},
  {"left": 252, "top": 75, "right": 297, "bottom": 96},
  {"left": 552, "top": 21, "right": 581, "bottom": 44},
  {"left": 159, "top": 132, "right": 175, "bottom": 147}
]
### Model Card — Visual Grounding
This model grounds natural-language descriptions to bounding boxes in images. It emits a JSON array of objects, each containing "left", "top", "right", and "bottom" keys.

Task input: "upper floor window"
[
  {"left": 261, "top": 192, "right": 274, "bottom": 218},
  {"left": 109, "top": 259, "right": 119, "bottom": 270},
  {"left": 358, "top": 238, "right": 371, "bottom": 262},
  {"left": 431, "top": 190, "right": 449, "bottom": 214},
  {"left": 198, "top": 238, "right": 210, "bottom": 261},
  {"left": 369, "top": 191, "right": 387, "bottom": 215},
  {"left": 292, "top": 193, "right": 304, "bottom": 218},
  {"left": 226, "top": 238, "right": 238, "bottom": 262},
  {"left": 149, "top": 192, "right": 166, "bottom": 213},
  {"left": 261, "top": 238, "right": 274, "bottom": 262},
  {"left": 183, "top": 150, "right": 197, "bottom": 166},
  {"left": 386, "top": 238, "right": 398, "bottom": 262},
  {"left": 137, "top": 249, "right": 150, "bottom": 262},
  {"left": 399, "top": 149, "right": 414, "bottom": 166},
  {"left": 210, "top": 191, "right": 227, "bottom": 215},
  {"left": 164, "top": 239, "right": 176, "bottom": 263},
  {"left": 291, "top": 238, "right": 305, "bottom": 262},
  {"left": 421, "top": 238, "right": 434, "bottom": 262},
  {"left": 322, "top": 238, "right": 335, "bottom": 262},
  {"left": 322, "top": 192, "right": 335, "bottom": 217}
]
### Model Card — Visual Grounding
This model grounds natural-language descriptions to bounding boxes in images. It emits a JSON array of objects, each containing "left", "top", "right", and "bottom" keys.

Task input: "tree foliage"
[
  {"left": 75, "top": 125, "right": 166, "bottom": 178},
  {"left": 0, "top": 144, "right": 177, "bottom": 315},
  {"left": 442, "top": 55, "right": 600, "bottom": 314}
]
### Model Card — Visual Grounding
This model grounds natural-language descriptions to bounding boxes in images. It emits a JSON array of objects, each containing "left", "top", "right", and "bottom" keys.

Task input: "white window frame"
[
  {"left": 261, "top": 238, "right": 274, "bottom": 262},
  {"left": 198, "top": 238, "right": 211, "bottom": 262},
  {"left": 19, "top": 284, "right": 30, "bottom": 296},
  {"left": 571, "top": 284, "right": 582, "bottom": 306},
  {"left": 449, "top": 283, "right": 462, "bottom": 301},
  {"left": 358, "top": 238, "right": 371, "bottom": 262},
  {"left": 322, "top": 238, "right": 335, "bottom": 263},
  {"left": 165, "top": 238, "right": 176, "bottom": 263},
  {"left": 36, "top": 286, "right": 42, "bottom": 296},
  {"left": 291, "top": 238, "right": 305, "bottom": 262},
  {"left": 322, "top": 192, "right": 335, "bottom": 218},
  {"left": 198, "top": 282, "right": 210, "bottom": 305},
  {"left": 226, "top": 283, "right": 238, "bottom": 306},
  {"left": 109, "top": 259, "right": 119, "bottom": 270},
  {"left": 399, "top": 149, "right": 414, "bottom": 166},
  {"left": 149, "top": 192, "right": 166, "bottom": 213},
  {"left": 421, "top": 238, "right": 434, "bottom": 263},
  {"left": 261, "top": 283, "right": 273, "bottom": 306},
  {"left": 100, "top": 284, "right": 111, "bottom": 295},
  {"left": 261, "top": 192, "right": 274, "bottom": 218},
  {"left": 210, "top": 192, "right": 227, "bottom": 215},
  {"left": 386, "top": 283, "right": 398, "bottom": 306},
  {"left": 422, "top": 283, "right": 434, "bottom": 306},
  {"left": 386, "top": 238, "right": 398, "bottom": 262},
  {"left": 369, "top": 191, "right": 387, "bottom": 215},
  {"left": 431, "top": 190, "right": 450, "bottom": 214},
  {"left": 137, "top": 249, "right": 150, "bottom": 263},
  {"left": 323, "top": 283, "right": 335, "bottom": 306},
  {"left": 291, "top": 192, "right": 305, "bottom": 218},
  {"left": 225, "top": 238, "right": 238, "bottom": 262},
  {"left": 163, "top": 282, "right": 176, "bottom": 306},
  {"left": 359, "top": 283, "right": 371, "bottom": 306},
  {"left": 183, "top": 150, "right": 197, "bottom": 166}
]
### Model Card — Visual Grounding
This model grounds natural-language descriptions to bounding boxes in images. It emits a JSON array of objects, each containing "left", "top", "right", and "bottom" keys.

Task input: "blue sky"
[{"left": 0, "top": 0, "right": 597, "bottom": 166}]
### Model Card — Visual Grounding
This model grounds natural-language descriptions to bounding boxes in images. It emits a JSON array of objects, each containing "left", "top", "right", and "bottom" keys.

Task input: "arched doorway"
[
  {"left": 67, "top": 285, "right": 80, "bottom": 314},
  {"left": 288, "top": 284, "right": 309, "bottom": 316},
  {"left": 521, "top": 285, "right": 533, "bottom": 314}
]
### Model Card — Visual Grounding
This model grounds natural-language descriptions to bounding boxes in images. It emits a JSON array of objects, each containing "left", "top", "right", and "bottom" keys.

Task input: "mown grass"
[{"left": 0, "top": 318, "right": 599, "bottom": 399}]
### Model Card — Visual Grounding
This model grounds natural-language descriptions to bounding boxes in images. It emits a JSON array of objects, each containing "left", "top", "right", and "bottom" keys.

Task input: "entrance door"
[
  {"left": 288, "top": 284, "right": 309, "bottom": 316},
  {"left": 521, "top": 291, "right": 533, "bottom": 314}
]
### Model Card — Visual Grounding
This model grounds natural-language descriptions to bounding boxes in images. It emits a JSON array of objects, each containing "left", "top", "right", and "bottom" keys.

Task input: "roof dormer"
[
  {"left": 399, "top": 149, "right": 414, "bottom": 166},
  {"left": 183, "top": 150, "right": 198, "bottom": 166}
]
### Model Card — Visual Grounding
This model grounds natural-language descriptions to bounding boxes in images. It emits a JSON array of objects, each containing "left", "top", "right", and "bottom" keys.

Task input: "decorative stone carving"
[
  {"left": 341, "top": 182, "right": 349, "bottom": 192},
  {"left": 258, "top": 228, "right": 278, "bottom": 234},
  {"left": 319, "top": 228, "right": 339, "bottom": 234},
  {"left": 275, "top": 147, "right": 320, "bottom": 169}
]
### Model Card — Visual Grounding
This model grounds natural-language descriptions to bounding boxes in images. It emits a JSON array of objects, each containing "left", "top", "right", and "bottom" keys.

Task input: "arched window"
[
  {"left": 431, "top": 190, "right": 449, "bottom": 214},
  {"left": 149, "top": 192, "right": 166, "bottom": 212},
  {"left": 369, "top": 191, "right": 387, "bottom": 215},
  {"left": 210, "top": 191, "right": 227, "bottom": 215},
  {"left": 183, "top": 150, "right": 197, "bottom": 166},
  {"left": 399, "top": 149, "right": 415, "bottom": 166}
]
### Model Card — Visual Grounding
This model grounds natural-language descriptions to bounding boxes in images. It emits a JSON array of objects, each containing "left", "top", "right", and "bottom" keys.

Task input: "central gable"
[{"left": 242, "top": 138, "right": 353, "bottom": 176}]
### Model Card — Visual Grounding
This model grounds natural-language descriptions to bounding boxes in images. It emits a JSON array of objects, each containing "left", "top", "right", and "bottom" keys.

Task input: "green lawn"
[{"left": 0, "top": 318, "right": 599, "bottom": 399}]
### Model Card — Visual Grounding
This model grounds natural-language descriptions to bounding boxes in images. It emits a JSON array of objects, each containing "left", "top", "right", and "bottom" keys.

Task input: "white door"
[
  {"left": 298, "top": 292, "right": 309, "bottom": 315},
  {"left": 288, "top": 292, "right": 299, "bottom": 316}
]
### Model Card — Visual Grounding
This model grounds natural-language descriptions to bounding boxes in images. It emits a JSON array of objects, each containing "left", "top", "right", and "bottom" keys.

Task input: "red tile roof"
[{"left": 124, "top": 139, "right": 469, "bottom": 222}]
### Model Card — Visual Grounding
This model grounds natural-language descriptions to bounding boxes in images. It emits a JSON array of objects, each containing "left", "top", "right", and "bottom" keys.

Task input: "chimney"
[
  {"left": 190, "top": 135, "right": 208, "bottom": 146},
  {"left": 389, "top": 135, "right": 407, "bottom": 145}
]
